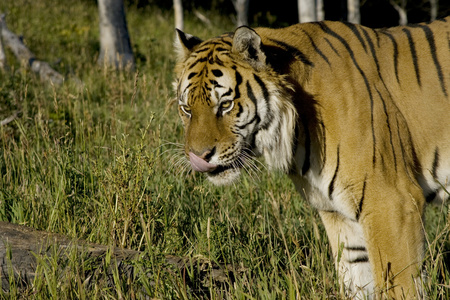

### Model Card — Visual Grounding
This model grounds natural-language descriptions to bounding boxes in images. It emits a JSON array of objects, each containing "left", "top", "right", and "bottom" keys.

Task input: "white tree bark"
[
  {"left": 97, "top": 0, "right": 135, "bottom": 70},
  {"left": 298, "top": 0, "right": 317, "bottom": 23},
  {"left": 347, "top": 0, "right": 360, "bottom": 24},
  {"left": 430, "top": 0, "right": 438, "bottom": 21},
  {"left": 232, "top": 0, "right": 250, "bottom": 27},
  {"left": 316, "top": 0, "right": 324, "bottom": 21},
  {"left": 174, "top": 0, "right": 184, "bottom": 31},
  {"left": 390, "top": 0, "right": 408, "bottom": 25}
]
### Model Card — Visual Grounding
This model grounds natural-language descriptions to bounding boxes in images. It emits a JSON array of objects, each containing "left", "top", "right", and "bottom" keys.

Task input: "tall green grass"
[{"left": 0, "top": 0, "right": 448, "bottom": 298}]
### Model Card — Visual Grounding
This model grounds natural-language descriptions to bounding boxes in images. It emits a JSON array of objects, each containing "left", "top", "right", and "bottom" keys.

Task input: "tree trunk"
[
  {"left": 316, "top": 0, "right": 324, "bottom": 22},
  {"left": 174, "top": 0, "right": 184, "bottom": 31},
  {"left": 430, "top": 0, "right": 438, "bottom": 21},
  {"left": 298, "top": 0, "right": 317, "bottom": 23},
  {"left": 97, "top": 0, "right": 135, "bottom": 70},
  {"left": 347, "top": 0, "right": 360, "bottom": 24},
  {"left": 232, "top": 0, "right": 250, "bottom": 27},
  {"left": 390, "top": 0, "right": 408, "bottom": 25}
]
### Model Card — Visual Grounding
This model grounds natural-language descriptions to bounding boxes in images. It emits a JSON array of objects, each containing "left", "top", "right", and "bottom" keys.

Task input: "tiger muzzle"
[{"left": 188, "top": 152, "right": 218, "bottom": 172}]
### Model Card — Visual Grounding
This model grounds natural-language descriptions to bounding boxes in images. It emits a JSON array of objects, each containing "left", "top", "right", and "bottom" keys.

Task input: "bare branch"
[
  {"left": 193, "top": 9, "right": 212, "bottom": 26},
  {"left": 0, "top": 111, "right": 20, "bottom": 127},
  {"left": 390, "top": 0, "right": 408, "bottom": 25}
]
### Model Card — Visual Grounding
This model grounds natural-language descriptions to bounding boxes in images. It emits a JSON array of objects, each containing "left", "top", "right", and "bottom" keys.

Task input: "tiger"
[{"left": 173, "top": 16, "right": 450, "bottom": 299}]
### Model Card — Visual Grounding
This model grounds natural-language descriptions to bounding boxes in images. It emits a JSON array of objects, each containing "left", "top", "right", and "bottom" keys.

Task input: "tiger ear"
[
  {"left": 232, "top": 26, "right": 266, "bottom": 70},
  {"left": 174, "top": 29, "right": 203, "bottom": 62}
]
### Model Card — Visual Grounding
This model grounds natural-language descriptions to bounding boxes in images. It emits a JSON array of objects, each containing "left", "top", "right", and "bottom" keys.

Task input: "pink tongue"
[{"left": 189, "top": 152, "right": 218, "bottom": 172}]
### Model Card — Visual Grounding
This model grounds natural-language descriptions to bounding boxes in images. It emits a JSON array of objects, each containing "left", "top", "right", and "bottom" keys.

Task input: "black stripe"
[
  {"left": 253, "top": 74, "right": 269, "bottom": 101},
  {"left": 380, "top": 31, "right": 400, "bottom": 85},
  {"left": 208, "top": 53, "right": 215, "bottom": 64},
  {"left": 222, "top": 88, "right": 233, "bottom": 98},
  {"left": 187, "top": 72, "right": 197, "bottom": 79},
  {"left": 432, "top": 147, "right": 439, "bottom": 178},
  {"left": 324, "top": 37, "right": 340, "bottom": 57},
  {"left": 243, "top": 81, "right": 261, "bottom": 128},
  {"left": 362, "top": 27, "right": 397, "bottom": 167},
  {"left": 214, "top": 58, "right": 225, "bottom": 67},
  {"left": 360, "top": 27, "right": 382, "bottom": 82},
  {"left": 235, "top": 70, "right": 242, "bottom": 99},
  {"left": 396, "top": 118, "right": 421, "bottom": 184},
  {"left": 318, "top": 23, "right": 376, "bottom": 166},
  {"left": 188, "top": 56, "right": 207, "bottom": 69},
  {"left": 328, "top": 145, "right": 340, "bottom": 200},
  {"left": 253, "top": 74, "right": 273, "bottom": 129},
  {"left": 345, "top": 246, "right": 367, "bottom": 252},
  {"left": 194, "top": 47, "right": 211, "bottom": 54},
  {"left": 319, "top": 121, "right": 327, "bottom": 174},
  {"left": 236, "top": 114, "right": 259, "bottom": 130},
  {"left": 417, "top": 24, "right": 448, "bottom": 97},
  {"left": 447, "top": 32, "right": 450, "bottom": 51},
  {"left": 375, "top": 87, "right": 397, "bottom": 172},
  {"left": 375, "top": 29, "right": 381, "bottom": 48},
  {"left": 215, "top": 47, "right": 229, "bottom": 52},
  {"left": 402, "top": 28, "right": 421, "bottom": 87},
  {"left": 209, "top": 80, "right": 222, "bottom": 87},
  {"left": 236, "top": 102, "right": 243, "bottom": 118},
  {"left": 356, "top": 177, "right": 366, "bottom": 221},
  {"left": 221, "top": 39, "right": 232, "bottom": 47},
  {"left": 342, "top": 22, "right": 367, "bottom": 52},
  {"left": 305, "top": 32, "right": 330, "bottom": 66},
  {"left": 268, "top": 38, "right": 314, "bottom": 67},
  {"left": 396, "top": 118, "right": 410, "bottom": 178},
  {"left": 247, "top": 81, "right": 258, "bottom": 108},
  {"left": 349, "top": 256, "right": 369, "bottom": 264}
]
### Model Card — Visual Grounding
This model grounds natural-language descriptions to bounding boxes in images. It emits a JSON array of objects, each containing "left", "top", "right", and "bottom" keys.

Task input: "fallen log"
[
  {"left": 0, "top": 221, "right": 244, "bottom": 295},
  {"left": 0, "top": 13, "right": 64, "bottom": 85},
  {"left": 0, "top": 221, "right": 141, "bottom": 292}
]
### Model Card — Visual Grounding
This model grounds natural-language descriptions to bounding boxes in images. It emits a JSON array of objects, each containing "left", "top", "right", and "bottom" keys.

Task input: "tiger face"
[{"left": 174, "top": 28, "right": 297, "bottom": 185}]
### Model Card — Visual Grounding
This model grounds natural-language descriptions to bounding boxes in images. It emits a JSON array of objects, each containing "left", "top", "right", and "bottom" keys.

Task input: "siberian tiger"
[{"left": 173, "top": 16, "right": 450, "bottom": 299}]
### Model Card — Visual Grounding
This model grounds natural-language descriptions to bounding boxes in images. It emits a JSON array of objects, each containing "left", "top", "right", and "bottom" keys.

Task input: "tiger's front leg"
[
  {"left": 320, "top": 181, "right": 426, "bottom": 299},
  {"left": 319, "top": 211, "right": 375, "bottom": 299}
]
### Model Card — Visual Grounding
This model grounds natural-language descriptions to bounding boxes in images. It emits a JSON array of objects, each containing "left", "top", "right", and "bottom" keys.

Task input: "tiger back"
[{"left": 174, "top": 17, "right": 450, "bottom": 299}]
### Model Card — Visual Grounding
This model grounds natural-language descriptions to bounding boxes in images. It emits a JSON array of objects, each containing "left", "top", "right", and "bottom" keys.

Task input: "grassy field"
[{"left": 0, "top": 0, "right": 449, "bottom": 298}]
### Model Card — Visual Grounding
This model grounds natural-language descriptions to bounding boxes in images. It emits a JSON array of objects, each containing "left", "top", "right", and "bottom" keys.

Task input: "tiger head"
[{"left": 174, "top": 27, "right": 298, "bottom": 185}]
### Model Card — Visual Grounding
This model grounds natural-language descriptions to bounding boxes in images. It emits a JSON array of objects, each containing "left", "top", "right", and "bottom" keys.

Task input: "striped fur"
[{"left": 174, "top": 17, "right": 450, "bottom": 299}]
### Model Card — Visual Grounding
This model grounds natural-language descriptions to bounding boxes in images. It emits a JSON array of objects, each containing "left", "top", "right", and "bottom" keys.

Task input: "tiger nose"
[{"left": 192, "top": 147, "right": 216, "bottom": 162}]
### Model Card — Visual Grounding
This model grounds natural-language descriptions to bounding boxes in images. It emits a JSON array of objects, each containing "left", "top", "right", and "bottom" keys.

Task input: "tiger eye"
[
  {"left": 221, "top": 101, "right": 232, "bottom": 108},
  {"left": 219, "top": 100, "right": 234, "bottom": 114}
]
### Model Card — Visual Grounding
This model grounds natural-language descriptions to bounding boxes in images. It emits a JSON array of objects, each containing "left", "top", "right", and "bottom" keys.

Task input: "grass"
[{"left": 0, "top": 0, "right": 449, "bottom": 298}]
